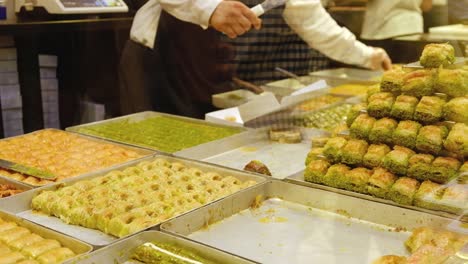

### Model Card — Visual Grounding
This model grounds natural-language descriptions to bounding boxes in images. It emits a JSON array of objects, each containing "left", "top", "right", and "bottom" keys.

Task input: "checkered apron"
[{"left": 220, "top": 0, "right": 330, "bottom": 84}]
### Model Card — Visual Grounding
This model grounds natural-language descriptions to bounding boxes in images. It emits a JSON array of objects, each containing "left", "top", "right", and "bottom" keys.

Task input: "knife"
[
  {"left": 0, "top": 159, "right": 57, "bottom": 180},
  {"left": 251, "top": 0, "right": 288, "bottom": 17}
]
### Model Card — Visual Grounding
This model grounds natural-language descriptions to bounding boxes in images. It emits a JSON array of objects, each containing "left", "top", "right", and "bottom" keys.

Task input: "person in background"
[
  {"left": 120, "top": 0, "right": 392, "bottom": 118},
  {"left": 447, "top": 0, "right": 468, "bottom": 24},
  {"left": 361, "top": 0, "right": 433, "bottom": 41}
]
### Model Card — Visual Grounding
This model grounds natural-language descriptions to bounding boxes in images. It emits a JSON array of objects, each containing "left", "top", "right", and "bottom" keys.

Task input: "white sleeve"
[
  {"left": 283, "top": 0, "right": 374, "bottom": 68},
  {"left": 159, "top": 0, "right": 223, "bottom": 29},
  {"left": 130, "top": 0, "right": 222, "bottom": 49}
]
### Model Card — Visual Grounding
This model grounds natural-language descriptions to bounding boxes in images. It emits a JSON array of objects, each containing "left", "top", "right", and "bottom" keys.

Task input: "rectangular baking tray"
[
  {"left": 67, "top": 231, "right": 256, "bottom": 264},
  {"left": 264, "top": 76, "right": 349, "bottom": 97},
  {"left": 161, "top": 180, "right": 464, "bottom": 264},
  {"left": 66, "top": 111, "right": 248, "bottom": 153},
  {"left": 309, "top": 68, "right": 382, "bottom": 84},
  {"left": 0, "top": 128, "right": 154, "bottom": 188},
  {"left": 0, "top": 154, "right": 266, "bottom": 247},
  {"left": 0, "top": 210, "right": 92, "bottom": 261},
  {"left": 286, "top": 171, "right": 468, "bottom": 221},
  {"left": 0, "top": 175, "right": 33, "bottom": 197},
  {"left": 175, "top": 128, "right": 329, "bottom": 180}
]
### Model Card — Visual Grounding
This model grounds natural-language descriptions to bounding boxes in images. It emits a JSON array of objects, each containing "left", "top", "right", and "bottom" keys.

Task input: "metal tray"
[
  {"left": 286, "top": 171, "right": 468, "bottom": 221},
  {"left": 0, "top": 128, "right": 154, "bottom": 188},
  {"left": 0, "top": 210, "right": 92, "bottom": 262},
  {"left": 66, "top": 111, "right": 248, "bottom": 153},
  {"left": 175, "top": 128, "right": 329, "bottom": 180},
  {"left": 161, "top": 180, "right": 463, "bottom": 264},
  {"left": 264, "top": 76, "right": 349, "bottom": 97},
  {"left": 0, "top": 175, "right": 33, "bottom": 197},
  {"left": 0, "top": 154, "right": 266, "bottom": 247},
  {"left": 309, "top": 68, "right": 382, "bottom": 84},
  {"left": 212, "top": 89, "right": 261, "bottom": 109},
  {"left": 68, "top": 231, "right": 256, "bottom": 264}
]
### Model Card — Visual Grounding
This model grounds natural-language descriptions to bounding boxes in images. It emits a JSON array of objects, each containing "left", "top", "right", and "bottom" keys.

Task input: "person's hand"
[
  {"left": 368, "top": 47, "right": 392, "bottom": 71},
  {"left": 210, "top": 1, "right": 261, "bottom": 39}
]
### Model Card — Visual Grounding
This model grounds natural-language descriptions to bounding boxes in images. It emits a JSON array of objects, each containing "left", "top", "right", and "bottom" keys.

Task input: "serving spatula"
[{"left": 0, "top": 159, "right": 56, "bottom": 180}]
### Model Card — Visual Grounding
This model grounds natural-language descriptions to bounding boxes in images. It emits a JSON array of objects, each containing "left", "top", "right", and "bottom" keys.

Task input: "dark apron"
[{"left": 120, "top": 2, "right": 329, "bottom": 117}]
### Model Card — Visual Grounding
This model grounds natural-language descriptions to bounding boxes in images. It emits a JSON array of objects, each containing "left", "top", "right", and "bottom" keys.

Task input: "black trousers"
[{"left": 119, "top": 39, "right": 216, "bottom": 119}]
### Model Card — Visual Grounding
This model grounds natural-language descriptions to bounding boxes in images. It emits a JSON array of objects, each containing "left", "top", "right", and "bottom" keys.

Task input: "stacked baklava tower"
[{"left": 305, "top": 43, "right": 467, "bottom": 215}]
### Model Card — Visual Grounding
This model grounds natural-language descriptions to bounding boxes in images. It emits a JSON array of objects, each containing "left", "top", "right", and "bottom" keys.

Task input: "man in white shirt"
[
  {"left": 361, "top": 0, "right": 432, "bottom": 40},
  {"left": 121, "top": 0, "right": 391, "bottom": 117}
]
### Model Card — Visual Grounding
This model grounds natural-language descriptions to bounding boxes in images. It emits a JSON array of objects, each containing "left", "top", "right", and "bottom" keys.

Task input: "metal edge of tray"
[
  {"left": 67, "top": 231, "right": 257, "bottom": 264},
  {"left": 285, "top": 171, "right": 467, "bottom": 222},
  {"left": 0, "top": 175, "right": 33, "bottom": 198},
  {"left": 290, "top": 94, "right": 362, "bottom": 118},
  {"left": 0, "top": 154, "right": 267, "bottom": 247},
  {"left": 291, "top": 96, "right": 361, "bottom": 128},
  {"left": 0, "top": 210, "right": 93, "bottom": 261},
  {"left": 0, "top": 128, "right": 155, "bottom": 188},
  {"left": 66, "top": 111, "right": 249, "bottom": 153},
  {"left": 161, "top": 180, "right": 462, "bottom": 238},
  {"left": 175, "top": 127, "right": 329, "bottom": 179},
  {"left": 309, "top": 68, "right": 381, "bottom": 84}
]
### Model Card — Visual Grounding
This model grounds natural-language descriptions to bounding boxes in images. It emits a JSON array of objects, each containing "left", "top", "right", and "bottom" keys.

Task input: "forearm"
[
  {"left": 159, "top": 0, "right": 222, "bottom": 29},
  {"left": 283, "top": 0, "right": 374, "bottom": 67}
]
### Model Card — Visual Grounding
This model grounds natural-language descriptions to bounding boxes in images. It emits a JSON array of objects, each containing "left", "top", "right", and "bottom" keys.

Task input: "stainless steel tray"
[
  {"left": 0, "top": 175, "right": 33, "bottom": 197},
  {"left": 161, "top": 180, "right": 463, "bottom": 264},
  {"left": 286, "top": 171, "right": 468, "bottom": 221},
  {"left": 0, "top": 154, "right": 266, "bottom": 247},
  {"left": 175, "top": 128, "right": 329, "bottom": 180},
  {"left": 66, "top": 111, "right": 248, "bottom": 153},
  {"left": 264, "top": 76, "right": 349, "bottom": 97},
  {"left": 309, "top": 68, "right": 382, "bottom": 84},
  {"left": 0, "top": 128, "right": 154, "bottom": 188},
  {"left": 0, "top": 210, "right": 92, "bottom": 262},
  {"left": 68, "top": 231, "right": 256, "bottom": 264}
]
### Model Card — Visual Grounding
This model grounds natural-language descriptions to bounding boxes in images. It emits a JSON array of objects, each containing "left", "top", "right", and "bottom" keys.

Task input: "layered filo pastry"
[
  {"left": 366, "top": 167, "right": 397, "bottom": 199},
  {"left": 390, "top": 95, "right": 419, "bottom": 120},
  {"left": 0, "top": 217, "right": 76, "bottom": 264},
  {"left": 367, "top": 92, "right": 395, "bottom": 118}
]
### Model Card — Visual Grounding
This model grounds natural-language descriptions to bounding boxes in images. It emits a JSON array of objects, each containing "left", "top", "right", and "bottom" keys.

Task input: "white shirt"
[
  {"left": 130, "top": 0, "right": 374, "bottom": 68},
  {"left": 361, "top": 0, "right": 424, "bottom": 40}
]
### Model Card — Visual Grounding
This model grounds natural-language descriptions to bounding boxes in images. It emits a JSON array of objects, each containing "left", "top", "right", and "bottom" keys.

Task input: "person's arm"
[
  {"left": 159, "top": 0, "right": 261, "bottom": 38},
  {"left": 420, "top": 0, "right": 432, "bottom": 12},
  {"left": 283, "top": 0, "right": 391, "bottom": 70}
]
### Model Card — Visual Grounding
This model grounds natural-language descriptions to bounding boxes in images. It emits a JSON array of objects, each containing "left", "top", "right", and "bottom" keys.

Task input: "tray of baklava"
[
  {"left": 161, "top": 180, "right": 467, "bottom": 264},
  {"left": 0, "top": 129, "right": 153, "bottom": 187},
  {"left": 0, "top": 210, "right": 92, "bottom": 264},
  {"left": 66, "top": 111, "right": 247, "bottom": 154},
  {"left": 0, "top": 154, "right": 266, "bottom": 247},
  {"left": 68, "top": 231, "right": 255, "bottom": 264},
  {"left": 0, "top": 176, "right": 32, "bottom": 199}
]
